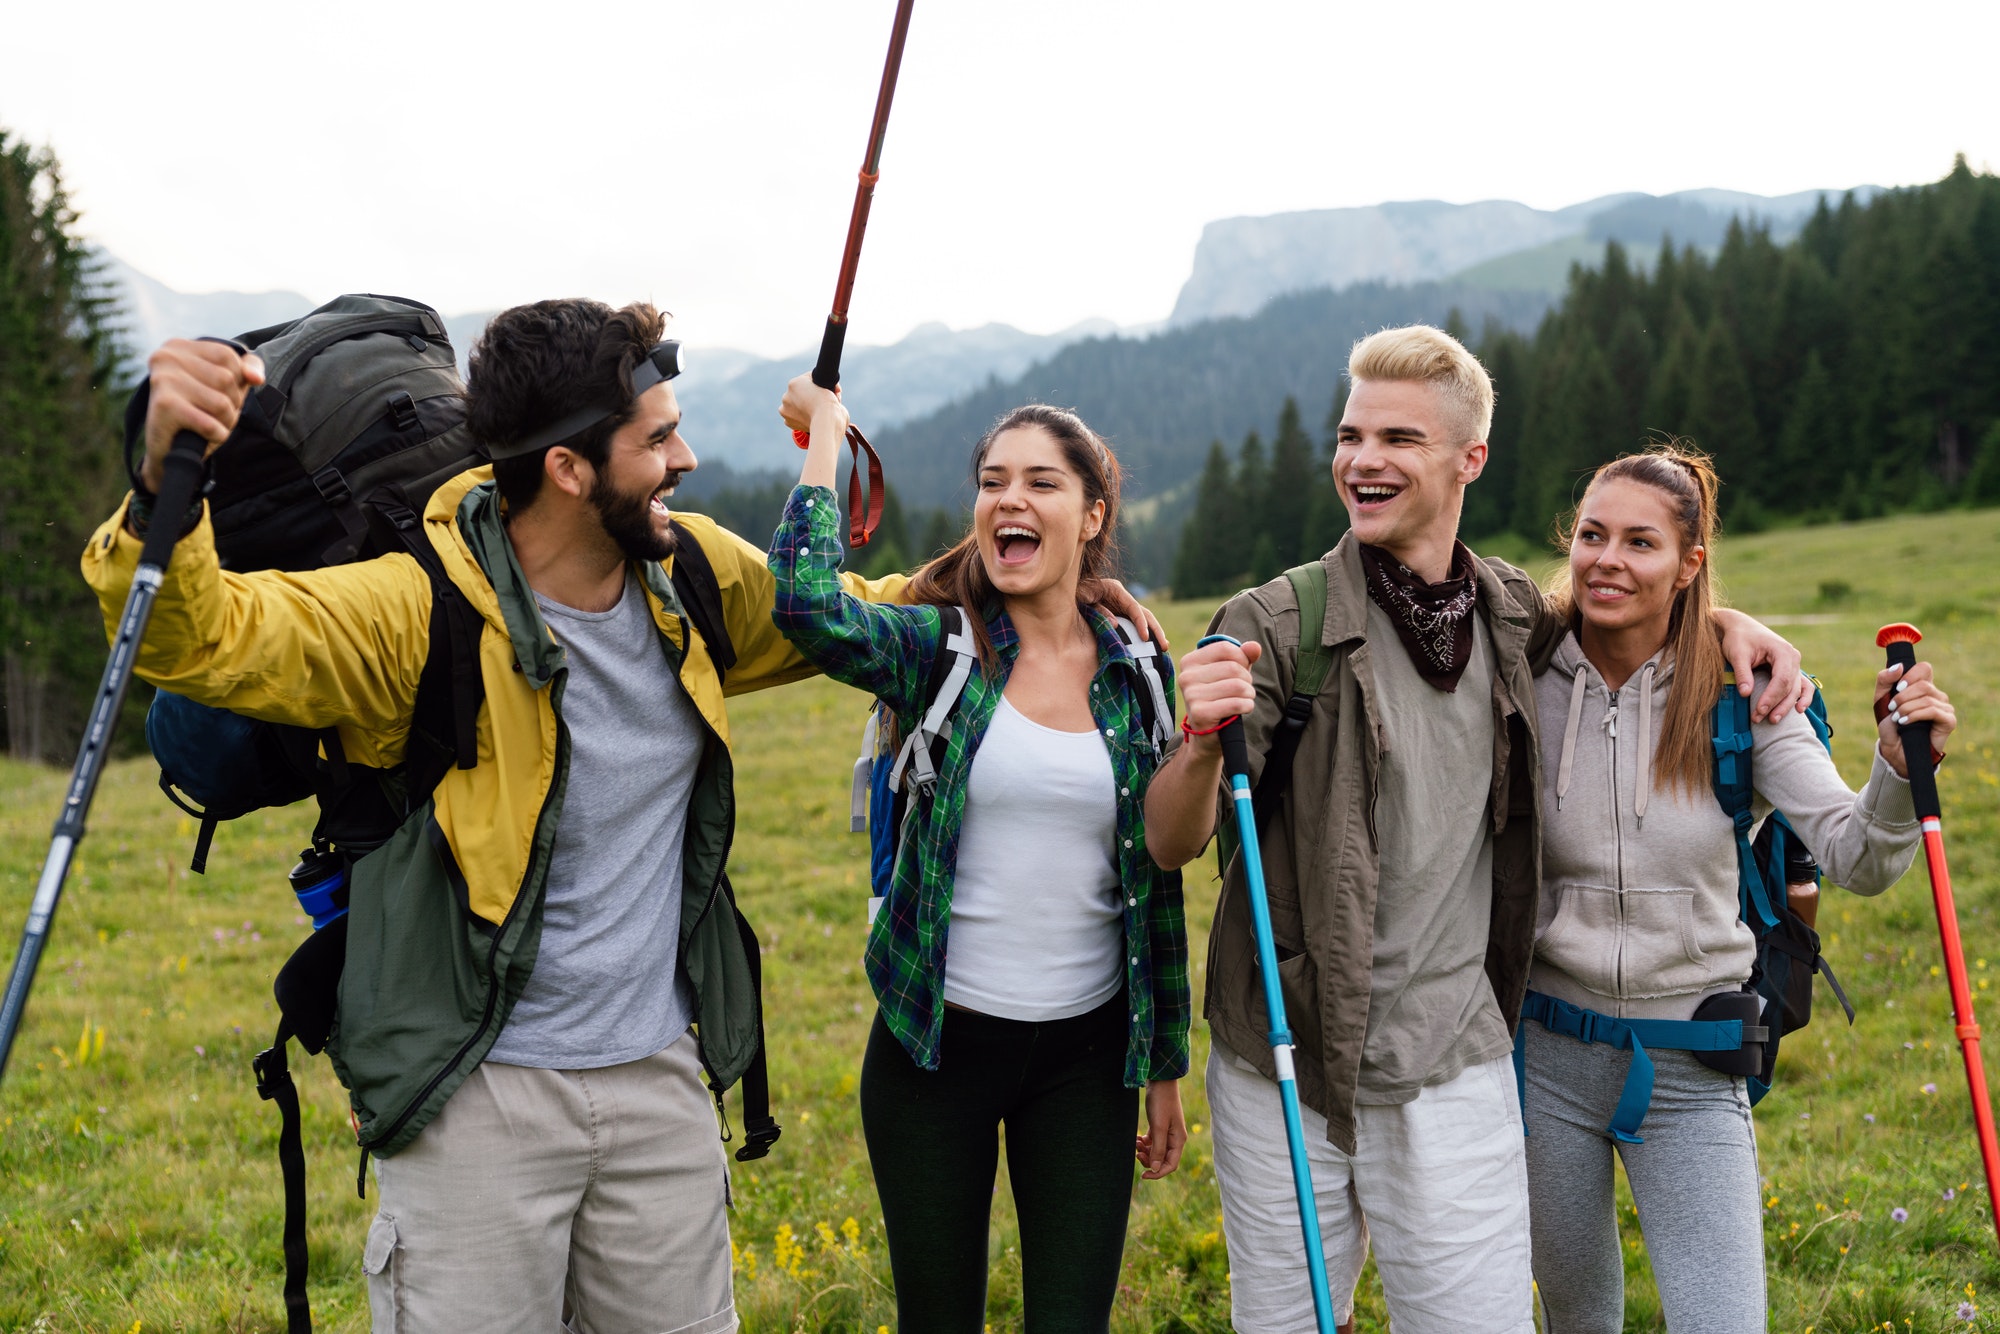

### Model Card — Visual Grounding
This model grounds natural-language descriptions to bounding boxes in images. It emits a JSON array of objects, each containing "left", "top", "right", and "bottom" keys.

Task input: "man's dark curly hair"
[{"left": 467, "top": 298, "right": 667, "bottom": 511}]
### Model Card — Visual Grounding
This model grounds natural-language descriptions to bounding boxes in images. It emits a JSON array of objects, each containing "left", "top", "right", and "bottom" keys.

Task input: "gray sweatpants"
[{"left": 1520, "top": 1021, "right": 1765, "bottom": 1333}]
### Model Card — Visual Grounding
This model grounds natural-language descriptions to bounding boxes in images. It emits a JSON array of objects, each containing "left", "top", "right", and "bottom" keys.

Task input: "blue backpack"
[
  {"left": 849, "top": 605, "right": 1173, "bottom": 919},
  {"left": 1518, "top": 672, "right": 1856, "bottom": 1139},
  {"left": 1710, "top": 671, "right": 1855, "bottom": 1104}
]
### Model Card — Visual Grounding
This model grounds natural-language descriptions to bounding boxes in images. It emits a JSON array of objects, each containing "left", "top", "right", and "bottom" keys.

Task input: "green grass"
[{"left": 2, "top": 507, "right": 1998, "bottom": 1331}]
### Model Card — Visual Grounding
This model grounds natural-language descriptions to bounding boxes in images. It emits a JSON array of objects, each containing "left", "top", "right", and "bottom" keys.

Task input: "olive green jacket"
[{"left": 1203, "top": 533, "right": 1562, "bottom": 1155}]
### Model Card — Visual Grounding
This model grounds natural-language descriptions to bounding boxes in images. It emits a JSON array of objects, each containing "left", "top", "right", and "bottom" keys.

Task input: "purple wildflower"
[
  {"left": 193, "top": 1045, "right": 205, "bottom": 1056},
  {"left": 1864, "top": 1113, "right": 1877, "bottom": 1123},
  {"left": 1960, "top": 1302, "right": 1977, "bottom": 1321},
  {"left": 1945, "top": 1187, "right": 1958, "bottom": 1200},
  {"left": 1891, "top": 1207, "right": 1909, "bottom": 1222},
  {"left": 1924, "top": 1083, "right": 1939, "bottom": 1095}
]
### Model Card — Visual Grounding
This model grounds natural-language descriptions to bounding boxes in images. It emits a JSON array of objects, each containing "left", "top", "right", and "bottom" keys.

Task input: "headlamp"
[{"left": 488, "top": 340, "right": 684, "bottom": 460}]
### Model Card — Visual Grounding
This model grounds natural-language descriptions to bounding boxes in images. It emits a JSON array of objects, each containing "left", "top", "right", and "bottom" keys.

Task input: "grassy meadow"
[{"left": 2, "top": 505, "right": 1999, "bottom": 1332}]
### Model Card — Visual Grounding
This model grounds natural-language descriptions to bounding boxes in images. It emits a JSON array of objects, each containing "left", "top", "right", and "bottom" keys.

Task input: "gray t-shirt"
[
  {"left": 1353, "top": 598, "right": 1513, "bottom": 1103},
  {"left": 485, "top": 571, "right": 705, "bottom": 1069}
]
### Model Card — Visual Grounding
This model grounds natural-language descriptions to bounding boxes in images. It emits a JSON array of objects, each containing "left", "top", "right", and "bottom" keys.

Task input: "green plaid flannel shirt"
[{"left": 770, "top": 485, "right": 1190, "bottom": 1086}]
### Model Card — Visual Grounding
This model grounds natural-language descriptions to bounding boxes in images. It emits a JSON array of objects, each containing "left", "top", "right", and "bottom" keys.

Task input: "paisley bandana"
[{"left": 1359, "top": 541, "right": 1478, "bottom": 692}]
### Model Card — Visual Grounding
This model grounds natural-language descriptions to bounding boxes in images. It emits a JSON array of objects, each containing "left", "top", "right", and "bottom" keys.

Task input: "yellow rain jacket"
[{"left": 83, "top": 467, "right": 902, "bottom": 1154}]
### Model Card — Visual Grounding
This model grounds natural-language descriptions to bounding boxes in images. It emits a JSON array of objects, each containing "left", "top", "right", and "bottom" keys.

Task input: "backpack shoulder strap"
[
  {"left": 371, "top": 498, "right": 486, "bottom": 804},
  {"left": 1713, "top": 672, "right": 1779, "bottom": 932},
  {"left": 890, "top": 606, "right": 979, "bottom": 796},
  {"left": 667, "top": 520, "right": 737, "bottom": 685},
  {"left": 1249, "top": 560, "right": 1335, "bottom": 831},
  {"left": 1110, "top": 615, "right": 1174, "bottom": 756}
]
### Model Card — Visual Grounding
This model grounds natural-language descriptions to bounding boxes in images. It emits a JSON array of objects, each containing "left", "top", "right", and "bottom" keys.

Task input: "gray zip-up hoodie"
[{"left": 1531, "top": 632, "right": 1921, "bottom": 1021}]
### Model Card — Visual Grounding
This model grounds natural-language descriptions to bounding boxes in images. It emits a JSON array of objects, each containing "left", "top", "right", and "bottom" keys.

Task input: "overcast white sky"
[{"left": 6, "top": 1, "right": 1995, "bottom": 357}]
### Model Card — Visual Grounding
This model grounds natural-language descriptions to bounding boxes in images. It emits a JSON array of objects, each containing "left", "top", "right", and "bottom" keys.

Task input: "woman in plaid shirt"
[{"left": 771, "top": 374, "right": 1192, "bottom": 1328}]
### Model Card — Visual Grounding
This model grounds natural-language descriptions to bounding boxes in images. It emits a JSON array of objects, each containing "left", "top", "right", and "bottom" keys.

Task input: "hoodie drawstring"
[
  {"left": 1556, "top": 667, "right": 1587, "bottom": 810},
  {"left": 1634, "top": 661, "right": 1656, "bottom": 826}
]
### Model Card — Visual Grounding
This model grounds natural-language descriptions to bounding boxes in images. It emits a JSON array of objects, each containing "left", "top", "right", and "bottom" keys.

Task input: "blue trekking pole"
[{"left": 1199, "top": 633, "right": 1337, "bottom": 1333}]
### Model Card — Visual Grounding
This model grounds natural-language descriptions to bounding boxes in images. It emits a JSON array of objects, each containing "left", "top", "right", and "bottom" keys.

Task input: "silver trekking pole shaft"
[
  {"left": 0, "top": 429, "right": 209, "bottom": 1082},
  {"left": 1200, "top": 634, "right": 1337, "bottom": 1332}
]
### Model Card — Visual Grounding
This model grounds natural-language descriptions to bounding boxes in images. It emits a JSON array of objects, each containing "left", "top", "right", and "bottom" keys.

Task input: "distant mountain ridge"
[
  {"left": 868, "top": 281, "right": 1555, "bottom": 513},
  {"left": 92, "top": 257, "right": 1107, "bottom": 473},
  {"left": 94, "top": 181, "right": 1885, "bottom": 487},
  {"left": 1168, "top": 186, "right": 1879, "bottom": 324}
]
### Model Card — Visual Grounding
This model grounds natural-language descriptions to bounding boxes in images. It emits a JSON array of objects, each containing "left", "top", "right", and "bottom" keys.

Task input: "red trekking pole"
[
  {"left": 788, "top": 0, "right": 916, "bottom": 549},
  {"left": 1878, "top": 622, "right": 2000, "bottom": 1240}
]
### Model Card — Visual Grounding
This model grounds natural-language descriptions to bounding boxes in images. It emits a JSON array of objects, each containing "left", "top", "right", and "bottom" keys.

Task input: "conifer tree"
[
  {"left": 1263, "top": 398, "right": 1314, "bottom": 567},
  {"left": 0, "top": 127, "right": 128, "bottom": 761},
  {"left": 1776, "top": 352, "right": 1844, "bottom": 513},
  {"left": 1685, "top": 319, "right": 1763, "bottom": 521},
  {"left": 1300, "top": 398, "right": 1349, "bottom": 560},
  {"left": 1171, "top": 441, "right": 1240, "bottom": 598},
  {"left": 1229, "top": 429, "right": 1266, "bottom": 575}
]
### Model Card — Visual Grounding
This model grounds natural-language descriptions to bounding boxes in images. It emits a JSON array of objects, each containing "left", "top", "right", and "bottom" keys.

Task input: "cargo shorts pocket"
[{"left": 364, "top": 1214, "right": 402, "bottom": 1329}]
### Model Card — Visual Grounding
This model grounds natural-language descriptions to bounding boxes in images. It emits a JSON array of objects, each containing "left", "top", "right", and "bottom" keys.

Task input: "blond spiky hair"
[{"left": 1347, "top": 325, "right": 1495, "bottom": 445}]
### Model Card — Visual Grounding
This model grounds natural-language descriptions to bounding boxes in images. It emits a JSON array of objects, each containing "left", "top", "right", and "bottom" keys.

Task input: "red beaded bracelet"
[{"left": 1181, "top": 715, "right": 1239, "bottom": 739}]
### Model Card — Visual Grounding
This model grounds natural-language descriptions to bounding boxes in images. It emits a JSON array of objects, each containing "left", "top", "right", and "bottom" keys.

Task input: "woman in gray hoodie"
[{"left": 1520, "top": 444, "right": 1957, "bottom": 1332}]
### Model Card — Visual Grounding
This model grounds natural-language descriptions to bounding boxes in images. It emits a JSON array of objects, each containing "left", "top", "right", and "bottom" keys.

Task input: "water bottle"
[{"left": 289, "top": 847, "right": 349, "bottom": 930}]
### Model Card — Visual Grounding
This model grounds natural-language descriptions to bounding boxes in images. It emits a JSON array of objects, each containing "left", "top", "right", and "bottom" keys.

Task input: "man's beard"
[{"left": 591, "top": 470, "right": 681, "bottom": 562}]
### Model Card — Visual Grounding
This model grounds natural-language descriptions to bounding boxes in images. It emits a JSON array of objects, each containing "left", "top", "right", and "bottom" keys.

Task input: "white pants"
[
  {"left": 1206, "top": 1043, "right": 1534, "bottom": 1333},
  {"left": 366, "top": 1032, "right": 736, "bottom": 1334}
]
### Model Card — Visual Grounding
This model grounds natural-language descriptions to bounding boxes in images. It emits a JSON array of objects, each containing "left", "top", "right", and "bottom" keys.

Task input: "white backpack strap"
[
  {"left": 1114, "top": 615, "right": 1173, "bottom": 755},
  {"left": 850, "top": 707, "right": 880, "bottom": 833},
  {"left": 890, "top": 605, "right": 979, "bottom": 795}
]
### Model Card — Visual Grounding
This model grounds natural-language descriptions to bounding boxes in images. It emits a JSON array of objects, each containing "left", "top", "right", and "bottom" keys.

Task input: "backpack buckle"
[
  {"left": 311, "top": 466, "right": 352, "bottom": 508},
  {"left": 253, "top": 1044, "right": 292, "bottom": 1100},
  {"left": 735, "top": 1117, "right": 783, "bottom": 1162},
  {"left": 387, "top": 390, "right": 420, "bottom": 434}
]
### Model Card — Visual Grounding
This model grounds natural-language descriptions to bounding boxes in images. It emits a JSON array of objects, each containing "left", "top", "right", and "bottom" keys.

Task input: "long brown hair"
[
  {"left": 907, "top": 404, "right": 1123, "bottom": 668},
  {"left": 1552, "top": 440, "right": 1727, "bottom": 796}
]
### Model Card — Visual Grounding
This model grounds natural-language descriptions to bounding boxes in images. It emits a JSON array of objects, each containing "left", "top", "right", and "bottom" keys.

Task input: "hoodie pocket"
[
  {"left": 1535, "top": 883, "right": 1623, "bottom": 995},
  {"left": 1618, "top": 886, "right": 1714, "bottom": 995}
]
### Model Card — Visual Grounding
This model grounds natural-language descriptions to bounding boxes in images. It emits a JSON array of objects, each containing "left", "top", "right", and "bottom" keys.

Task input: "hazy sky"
[{"left": 6, "top": 1, "right": 1995, "bottom": 357}]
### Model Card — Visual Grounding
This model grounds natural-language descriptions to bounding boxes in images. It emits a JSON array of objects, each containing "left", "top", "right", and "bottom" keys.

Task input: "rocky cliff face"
[{"left": 1166, "top": 187, "right": 1872, "bottom": 325}]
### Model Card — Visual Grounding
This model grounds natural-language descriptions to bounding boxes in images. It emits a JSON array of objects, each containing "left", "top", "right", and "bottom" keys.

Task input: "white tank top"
[{"left": 942, "top": 696, "right": 1124, "bottom": 1021}]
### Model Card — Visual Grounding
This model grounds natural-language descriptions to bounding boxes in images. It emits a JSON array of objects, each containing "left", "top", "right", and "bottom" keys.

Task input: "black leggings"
[{"left": 860, "top": 992, "right": 1139, "bottom": 1333}]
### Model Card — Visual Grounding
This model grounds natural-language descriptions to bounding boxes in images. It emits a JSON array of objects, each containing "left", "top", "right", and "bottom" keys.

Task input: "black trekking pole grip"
[
  {"left": 811, "top": 317, "right": 848, "bottom": 391},
  {"left": 1881, "top": 635, "right": 1942, "bottom": 820},
  {"left": 138, "top": 430, "right": 210, "bottom": 570},
  {"left": 1197, "top": 633, "right": 1252, "bottom": 780}
]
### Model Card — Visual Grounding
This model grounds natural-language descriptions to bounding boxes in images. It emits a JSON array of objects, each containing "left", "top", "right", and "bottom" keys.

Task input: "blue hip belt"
[{"left": 1513, "top": 989, "right": 1761, "bottom": 1144}]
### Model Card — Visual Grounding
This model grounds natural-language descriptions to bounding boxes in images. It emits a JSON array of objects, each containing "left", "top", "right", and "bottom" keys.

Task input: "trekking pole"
[
  {"left": 1878, "top": 621, "right": 2000, "bottom": 1241},
  {"left": 0, "top": 426, "right": 212, "bottom": 1082},
  {"left": 788, "top": 0, "right": 917, "bottom": 548},
  {"left": 1199, "top": 632, "right": 1338, "bottom": 1333}
]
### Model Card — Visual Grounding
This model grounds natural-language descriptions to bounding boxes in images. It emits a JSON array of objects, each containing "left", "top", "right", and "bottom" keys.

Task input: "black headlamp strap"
[{"left": 500, "top": 341, "right": 683, "bottom": 459}]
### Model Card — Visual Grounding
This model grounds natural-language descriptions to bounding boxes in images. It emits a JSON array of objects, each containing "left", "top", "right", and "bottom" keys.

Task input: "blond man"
[{"left": 1146, "top": 326, "right": 1805, "bottom": 1332}]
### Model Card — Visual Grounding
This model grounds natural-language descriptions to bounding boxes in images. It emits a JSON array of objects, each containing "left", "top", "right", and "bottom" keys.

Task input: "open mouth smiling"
[
  {"left": 648, "top": 476, "right": 681, "bottom": 518},
  {"left": 995, "top": 524, "right": 1041, "bottom": 565},
  {"left": 1348, "top": 481, "right": 1404, "bottom": 511}
]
